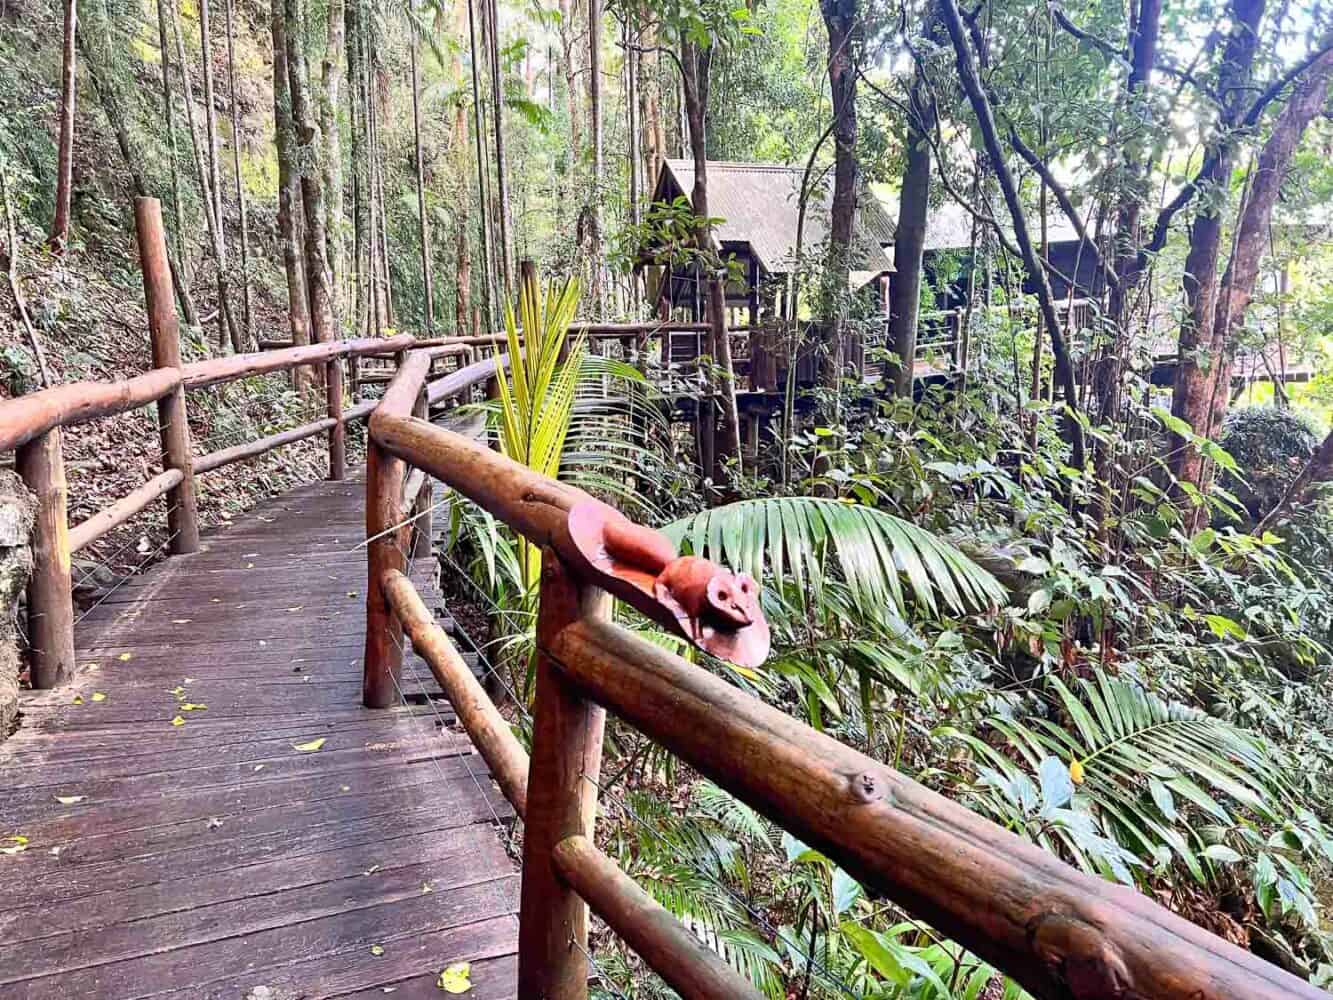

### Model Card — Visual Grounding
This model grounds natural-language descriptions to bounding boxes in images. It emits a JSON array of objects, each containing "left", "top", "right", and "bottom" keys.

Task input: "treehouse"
[{"left": 643, "top": 159, "right": 898, "bottom": 325}]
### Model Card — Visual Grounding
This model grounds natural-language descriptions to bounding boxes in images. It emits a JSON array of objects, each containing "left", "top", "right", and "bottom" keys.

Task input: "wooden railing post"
[
  {"left": 327, "top": 355, "right": 346, "bottom": 481},
  {"left": 517, "top": 552, "right": 609, "bottom": 1000},
  {"left": 135, "top": 197, "right": 200, "bottom": 554},
  {"left": 362, "top": 429, "right": 406, "bottom": 708},
  {"left": 17, "top": 428, "right": 75, "bottom": 689}
]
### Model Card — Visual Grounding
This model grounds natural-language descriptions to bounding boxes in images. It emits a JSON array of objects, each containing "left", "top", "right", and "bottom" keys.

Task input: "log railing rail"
[
  {"left": 361, "top": 348, "right": 1324, "bottom": 1000},
  {"left": 0, "top": 197, "right": 494, "bottom": 689}
]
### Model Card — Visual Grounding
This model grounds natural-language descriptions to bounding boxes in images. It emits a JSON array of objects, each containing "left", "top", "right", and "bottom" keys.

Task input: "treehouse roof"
[{"left": 655, "top": 160, "right": 896, "bottom": 277}]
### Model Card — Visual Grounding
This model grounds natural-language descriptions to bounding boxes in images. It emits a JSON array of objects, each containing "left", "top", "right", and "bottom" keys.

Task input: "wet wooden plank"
[{"left": 2, "top": 470, "right": 518, "bottom": 998}]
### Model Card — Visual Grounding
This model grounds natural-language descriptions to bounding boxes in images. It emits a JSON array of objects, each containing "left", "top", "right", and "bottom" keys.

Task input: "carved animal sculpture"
[{"left": 598, "top": 514, "right": 758, "bottom": 639}]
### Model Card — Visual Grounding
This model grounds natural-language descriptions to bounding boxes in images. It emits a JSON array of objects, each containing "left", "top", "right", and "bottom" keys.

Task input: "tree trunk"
[
  {"left": 456, "top": 222, "right": 472, "bottom": 335},
  {"left": 51, "top": 0, "right": 77, "bottom": 250},
  {"left": 465, "top": 0, "right": 496, "bottom": 325},
  {"left": 888, "top": 63, "right": 933, "bottom": 398},
  {"left": 1170, "top": 0, "right": 1266, "bottom": 490},
  {"left": 940, "top": 0, "right": 1085, "bottom": 469},
  {"left": 285, "top": 0, "right": 337, "bottom": 361},
  {"left": 1205, "top": 48, "right": 1333, "bottom": 450},
  {"left": 79, "top": 30, "right": 200, "bottom": 332},
  {"left": 272, "top": 0, "right": 312, "bottom": 390},
  {"left": 587, "top": 0, "right": 605, "bottom": 316},
  {"left": 818, "top": 0, "right": 859, "bottom": 405},
  {"left": 409, "top": 4, "right": 435, "bottom": 332},
  {"left": 1098, "top": 0, "right": 1162, "bottom": 424},
  {"left": 346, "top": 0, "right": 369, "bottom": 337},
  {"left": 1256, "top": 427, "right": 1333, "bottom": 533},
  {"left": 322, "top": 0, "right": 347, "bottom": 325},
  {"left": 171, "top": 0, "right": 242, "bottom": 353},
  {"left": 224, "top": 0, "right": 253, "bottom": 344},
  {"left": 155, "top": 0, "right": 188, "bottom": 282},
  {"left": 198, "top": 0, "right": 236, "bottom": 351},
  {"left": 486, "top": 0, "right": 514, "bottom": 296},
  {"left": 680, "top": 39, "right": 741, "bottom": 486}
]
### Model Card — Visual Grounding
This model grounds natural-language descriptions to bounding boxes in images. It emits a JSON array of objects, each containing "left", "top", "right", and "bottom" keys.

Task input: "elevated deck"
[{"left": 0, "top": 474, "right": 519, "bottom": 999}]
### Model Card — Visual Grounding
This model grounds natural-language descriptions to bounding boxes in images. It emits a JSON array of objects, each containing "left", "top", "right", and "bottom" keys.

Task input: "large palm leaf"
[
  {"left": 961, "top": 672, "right": 1295, "bottom": 882},
  {"left": 662, "top": 497, "right": 1006, "bottom": 619}
]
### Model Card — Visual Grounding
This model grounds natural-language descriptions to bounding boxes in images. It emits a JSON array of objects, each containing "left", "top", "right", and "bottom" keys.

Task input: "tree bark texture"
[
  {"left": 680, "top": 39, "right": 741, "bottom": 484},
  {"left": 410, "top": 6, "right": 436, "bottom": 331},
  {"left": 889, "top": 64, "right": 933, "bottom": 398},
  {"left": 819, "top": 0, "right": 859, "bottom": 400},
  {"left": 225, "top": 0, "right": 253, "bottom": 344},
  {"left": 321, "top": 0, "right": 347, "bottom": 322},
  {"left": 285, "top": 0, "right": 338, "bottom": 360},
  {"left": 51, "top": 0, "right": 77, "bottom": 250},
  {"left": 272, "top": 0, "right": 312, "bottom": 390},
  {"left": 1170, "top": 0, "right": 1266, "bottom": 489}
]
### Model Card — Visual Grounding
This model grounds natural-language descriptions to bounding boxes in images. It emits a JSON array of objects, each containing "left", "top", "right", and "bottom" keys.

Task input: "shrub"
[{"left": 1219, "top": 407, "right": 1321, "bottom": 519}]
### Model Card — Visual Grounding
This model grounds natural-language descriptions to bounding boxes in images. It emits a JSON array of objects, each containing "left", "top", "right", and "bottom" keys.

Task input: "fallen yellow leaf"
[
  {"left": 91, "top": 692, "right": 107, "bottom": 703},
  {"left": 292, "top": 738, "right": 326, "bottom": 752},
  {"left": 370, "top": 944, "right": 385, "bottom": 957},
  {"left": 71, "top": 695, "right": 84, "bottom": 705},
  {"left": 171, "top": 716, "right": 186, "bottom": 727},
  {"left": 168, "top": 686, "right": 186, "bottom": 696},
  {"left": 118, "top": 653, "right": 133, "bottom": 662},
  {"left": 54, "top": 795, "right": 85, "bottom": 805},
  {"left": 437, "top": 963, "right": 472, "bottom": 994},
  {"left": 180, "top": 703, "right": 207, "bottom": 711},
  {"left": 1070, "top": 758, "right": 1086, "bottom": 785}
]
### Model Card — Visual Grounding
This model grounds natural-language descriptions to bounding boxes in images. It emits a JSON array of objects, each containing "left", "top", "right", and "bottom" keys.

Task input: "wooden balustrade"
[{"left": 362, "top": 346, "right": 1326, "bottom": 1000}]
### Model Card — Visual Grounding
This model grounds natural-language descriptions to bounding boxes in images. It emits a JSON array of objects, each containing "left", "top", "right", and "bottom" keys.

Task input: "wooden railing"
[
  {"left": 361, "top": 349, "right": 1323, "bottom": 1000},
  {"left": 0, "top": 197, "right": 488, "bottom": 689}
]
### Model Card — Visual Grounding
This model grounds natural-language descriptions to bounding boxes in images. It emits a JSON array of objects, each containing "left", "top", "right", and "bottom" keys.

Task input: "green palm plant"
[
  {"left": 662, "top": 497, "right": 1007, "bottom": 620},
  {"left": 492, "top": 269, "right": 584, "bottom": 590},
  {"left": 955, "top": 672, "right": 1299, "bottom": 884}
]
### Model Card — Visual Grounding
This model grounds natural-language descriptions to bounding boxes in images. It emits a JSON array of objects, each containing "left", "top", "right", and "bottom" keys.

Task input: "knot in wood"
[{"left": 849, "top": 770, "right": 885, "bottom": 804}]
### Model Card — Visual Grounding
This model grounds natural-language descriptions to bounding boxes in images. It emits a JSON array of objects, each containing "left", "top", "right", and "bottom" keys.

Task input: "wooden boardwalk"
[{"left": 0, "top": 473, "right": 519, "bottom": 999}]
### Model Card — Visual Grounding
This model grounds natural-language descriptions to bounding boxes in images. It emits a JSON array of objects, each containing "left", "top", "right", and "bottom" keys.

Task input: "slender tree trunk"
[
  {"left": 1256, "top": 427, "right": 1333, "bottom": 532},
  {"left": 346, "top": 0, "right": 368, "bottom": 337},
  {"left": 156, "top": 0, "right": 188, "bottom": 282},
  {"left": 485, "top": 0, "right": 514, "bottom": 295},
  {"left": 1170, "top": 0, "right": 1266, "bottom": 489},
  {"left": 80, "top": 32, "right": 200, "bottom": 333},
  {"left": 171, "top": 0, "right": 242, "bottom": 353},
  {"left": 371, "top": 75, "right": 395, "bottom": 327},
  {"left": 272, "top": 0, "right": 312, "bottom": 388},
  {"left": 409, "top": 4, "right": 435, "bottom": 332},
  {"left": 640, "top": 23, "right": 664, "bottom": 191},
  {"left": 198, "top": 0, "right": 236, "bottom": 350},
  {"left": 888, "top": 62, "right": 933, "bottom": 398},
  {"left": 586, "top": 0, "right": 605, "bottom": 316},
  {"left": 466, "top": 0, "right": 496, "bottom": 325},
  {"left": 456, "top": 222, "right": 472, "bottom": 335},
  {"left": 1098, "top": 0, "right": 1162, "bottom": 424},
  {"left": 1206, "top": 48, "right": 1333, "bottom": 444},
  {"left": 51, "top": 0, "right": 77, "bottom": 250},
  {"left": 285, "top": 0, "right": 337, "bottom": 361},
  {"left": 940, "top": 0, "right": 1085, "bottom": 468},
  {"left": 224, "top": 0, "right": 253, "bottom": 344},
  {"left": 681, "top": 39, "right": 741, "bottom": 485},
  {"left": 322, "top": 0, "right": 346, "bottom": 322}
]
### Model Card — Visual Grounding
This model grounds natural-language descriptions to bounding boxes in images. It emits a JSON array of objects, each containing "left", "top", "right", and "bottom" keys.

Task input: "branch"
[
  {"left": 1046, "top": 2, "right": 1127, "bottom": 64},
  {"left": 1241, "top": 39, "right": 1333, "bottom": 129},
  {"left": 1005, "top": 125, "right": 1119, "bottom": 290}
]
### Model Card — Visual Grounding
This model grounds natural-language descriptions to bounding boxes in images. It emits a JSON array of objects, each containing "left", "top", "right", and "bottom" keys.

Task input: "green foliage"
[{"left": 1218, "top": 407, "right": 1322, "bottom": 520}]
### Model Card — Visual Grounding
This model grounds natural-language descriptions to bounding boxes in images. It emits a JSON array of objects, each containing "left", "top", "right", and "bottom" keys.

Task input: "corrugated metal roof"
[{"left": 659, "top": 160, "right": 896, "bottom": 275}]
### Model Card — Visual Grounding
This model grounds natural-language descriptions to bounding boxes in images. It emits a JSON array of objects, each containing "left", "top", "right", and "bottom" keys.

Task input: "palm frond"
[{"left": 663, "top": 497, "right": 1006, "bottom": 618}]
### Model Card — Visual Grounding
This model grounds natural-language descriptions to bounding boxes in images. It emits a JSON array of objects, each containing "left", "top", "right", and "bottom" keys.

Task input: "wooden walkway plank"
[{"left": 1, "top": 466, "right": 519, "bottom": 998}]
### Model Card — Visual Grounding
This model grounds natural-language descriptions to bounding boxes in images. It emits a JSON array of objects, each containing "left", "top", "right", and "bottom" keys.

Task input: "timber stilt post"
[
  {"left": 516, "top": 552, "right": 609, "bottom": 999},
  {"left": 135, "top": 197, "right": 200, "bottom": 554},
  {"left": 17, "top": 427, "right": 75, "bottom": 689},
  {"left": 362, "top": 425, "right": 406, "bottom": 708}
]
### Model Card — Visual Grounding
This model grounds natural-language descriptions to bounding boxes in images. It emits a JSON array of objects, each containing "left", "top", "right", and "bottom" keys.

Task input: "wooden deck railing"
[
  {"left": 0, "top": 197, "right": 489, "bottom": 689},
  {"left": 363, "top": 347, "right": 1326, "bottom": 1000}
]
